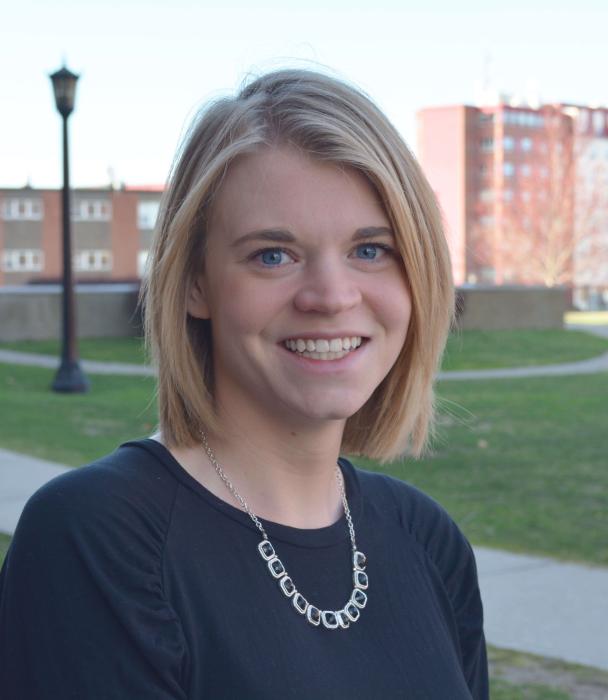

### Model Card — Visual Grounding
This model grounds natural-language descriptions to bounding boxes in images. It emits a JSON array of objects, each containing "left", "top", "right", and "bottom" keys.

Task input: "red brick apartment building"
[
  {"left": 0, "top": 186, "right": 162, "bottom": 287},
  {"left": 417, "top": 102, "right": 608, "bottom": 309}
]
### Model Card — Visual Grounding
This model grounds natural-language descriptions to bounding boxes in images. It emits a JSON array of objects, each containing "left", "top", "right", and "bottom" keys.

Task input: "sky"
[{"left": 1, "top": 0, "right": 607, "bottom": 189}]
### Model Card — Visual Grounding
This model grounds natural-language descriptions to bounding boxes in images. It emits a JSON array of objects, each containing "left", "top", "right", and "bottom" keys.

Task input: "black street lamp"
[{"left": 49, "top": 65, "right": 90, "bottom": 393}]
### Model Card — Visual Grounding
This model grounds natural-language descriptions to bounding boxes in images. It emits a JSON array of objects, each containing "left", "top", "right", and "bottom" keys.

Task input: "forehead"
[{"left": 208, "top": 146, "right": 389, "bottom": 238}]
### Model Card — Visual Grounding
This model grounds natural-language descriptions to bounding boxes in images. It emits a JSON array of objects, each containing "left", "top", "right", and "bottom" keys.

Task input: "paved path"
[
  {"left": 1, "top": 447, "right": 606, "bottom": 671},
  {"left": 0, "top": 349, "right": 154, "bottom": 376},
  {"left": 1, "top": 324, "right": 607, "bottom": 380},
  {"left": 476, "top": 547, "right": 608, "bottom": 671},
  {"left": 0, "top": 448, "right": 69, "bottom": 533}
]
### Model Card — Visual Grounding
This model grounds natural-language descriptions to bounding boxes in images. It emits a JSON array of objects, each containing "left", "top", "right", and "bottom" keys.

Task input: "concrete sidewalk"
[
  {"left": 0, "top": 349, "right": 154, "bottom": 376},
  {"left": 1, "top": 447, "right": 606, "bottom": 672},
  {"left": 1, "top": 324, "right": 607, "bottom": 380},
  {"left": 1, "top": 347, "right": 607, "bottom": 381},
  {"left": 0, "top": 448, "right": 69, "bottom": 533}
]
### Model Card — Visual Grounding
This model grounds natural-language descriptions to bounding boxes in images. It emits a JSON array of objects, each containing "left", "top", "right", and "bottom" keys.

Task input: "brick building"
[
  {"left": 417, "top": 101, "right": 608, "bottom": 308},
  {"left": 0, "top": 186, "right": 162, "bottom": 287}
]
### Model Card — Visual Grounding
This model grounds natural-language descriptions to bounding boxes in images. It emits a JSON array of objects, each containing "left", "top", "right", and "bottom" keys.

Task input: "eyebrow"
[{"left": 230, "top": 226, "right": 395, "bottom": 247}]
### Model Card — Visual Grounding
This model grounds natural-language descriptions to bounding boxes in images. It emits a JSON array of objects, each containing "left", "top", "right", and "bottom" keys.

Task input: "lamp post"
[{"left": 49, "top": 65, "right": 90, "bottom": 393}]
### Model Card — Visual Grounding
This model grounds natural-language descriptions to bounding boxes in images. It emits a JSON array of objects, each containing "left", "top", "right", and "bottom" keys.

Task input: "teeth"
[{"left": 283, "top": 336, "right": 363, "bottom": 356}]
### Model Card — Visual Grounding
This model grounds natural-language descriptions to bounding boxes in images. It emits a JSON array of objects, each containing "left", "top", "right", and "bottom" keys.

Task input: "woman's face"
[{"left": 188, "top": 146, "right": 411, "bottom": 430}]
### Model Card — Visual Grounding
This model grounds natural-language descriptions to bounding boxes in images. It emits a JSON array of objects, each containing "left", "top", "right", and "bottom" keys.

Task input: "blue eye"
[
  {"left": 355, "top": 244, "right": 389, "bottom": 260},
  {"left": 254, "top": 248, "right": 293, "bottom": 267}
]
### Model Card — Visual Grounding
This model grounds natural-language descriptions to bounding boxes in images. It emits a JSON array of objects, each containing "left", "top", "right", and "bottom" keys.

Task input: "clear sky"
[{"left": 1, "top": 0, "right": 606, "bottom": 188}]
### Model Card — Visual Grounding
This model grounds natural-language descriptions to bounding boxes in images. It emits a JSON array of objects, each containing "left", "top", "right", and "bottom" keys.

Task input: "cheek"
[
  {"left": 211, "top": 277, "right": 280, "bottom": 337},
  {"left": 370, "top": 278, "right": 412, "bottom": 340}
]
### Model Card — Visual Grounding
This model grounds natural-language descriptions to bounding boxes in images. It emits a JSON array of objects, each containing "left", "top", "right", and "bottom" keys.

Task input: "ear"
[{"left": 187, "top": 274, "right": 210, "bottom": 320}]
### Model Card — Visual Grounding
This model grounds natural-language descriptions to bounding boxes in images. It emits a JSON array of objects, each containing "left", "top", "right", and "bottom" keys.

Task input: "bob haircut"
[{"left": 140, "top": 68, "right": 455, "bottom": 463}]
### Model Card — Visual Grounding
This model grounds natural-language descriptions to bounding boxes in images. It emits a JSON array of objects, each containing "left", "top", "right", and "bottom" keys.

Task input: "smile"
[{"left": 283, "top": 336, "right": 363, "bottom": 360}]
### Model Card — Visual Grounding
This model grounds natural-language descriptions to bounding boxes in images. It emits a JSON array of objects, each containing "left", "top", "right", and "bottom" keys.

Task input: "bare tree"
[{"left": 467, "top": 106, "right": 608, "bottom": 290}]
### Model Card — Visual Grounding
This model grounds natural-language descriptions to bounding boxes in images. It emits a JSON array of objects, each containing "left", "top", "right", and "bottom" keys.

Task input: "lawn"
[
  {"left": 442, "top": 328, "right": 608, "bottom": 370},
  {"left": 0, "top": 364, "right": 157, "bottom": 465},
  {"left": 1, "top": 327, "right": 607, "bottom": 371},
  {"left": 357, "top": 371, "right": 608, "bottom": 565},
  {"left": 488, "top": 646, "right": 608, "bottom": 700},
  {"left": 0, "top": 361, "right": 606, "bottom": 565},
  {"left": 1, "top": 329, "right": 607, "bottom": 697},
  {"left": 0, "top": 336, "right": 148, "bottom": 365}
]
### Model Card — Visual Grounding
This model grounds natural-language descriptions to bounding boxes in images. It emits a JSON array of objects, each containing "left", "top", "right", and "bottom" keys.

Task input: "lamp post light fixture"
[{"left": 49, "top": 65, "right": 90, "bottom": 393}]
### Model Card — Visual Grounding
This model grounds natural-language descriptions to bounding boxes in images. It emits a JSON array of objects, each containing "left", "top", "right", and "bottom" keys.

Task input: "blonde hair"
[{"left": 140, "top": 68, "right": 454, "bottom": 463}]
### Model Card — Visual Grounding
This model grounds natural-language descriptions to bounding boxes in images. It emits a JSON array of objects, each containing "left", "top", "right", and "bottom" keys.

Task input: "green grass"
[
  {"left": 488, "top": 646, "right": 608, "bottom": 699},
  {"left": 490, "top": 680, "right": 570, "bottom": 699},
  {"left": 1, "top": 328, "right": 607, "bottom": 371},
  {"left": 442, "top": 329, "right": 608, "bottom": 371},
  {"left": 0, "top": 363, "right": 157, "bottom": 466},
  {"left": 357, "top": 371, "right": 608, "bottom": 565},
  {"left": 0, "top": 533, "right": 11, "bottom": 568},
  {"left": 0, "top": 362, "right": 606, "bottom": 565},
  {"left": 0, "top": 336, "right": 147, "bottom": 365},
  {"left": 490, "top": 678, "right": 572, "bottom": 700}
]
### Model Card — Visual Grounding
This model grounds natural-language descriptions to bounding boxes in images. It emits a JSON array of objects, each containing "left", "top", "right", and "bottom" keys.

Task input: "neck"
[
  {"left": 155, "top": 382, "right": 350, "bottom": 529},
  {"left": 205, "top": 413, "right": 346, "bottom": 529}
]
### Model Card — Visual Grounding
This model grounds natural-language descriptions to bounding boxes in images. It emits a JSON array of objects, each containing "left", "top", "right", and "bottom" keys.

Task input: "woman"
[{"left": 0, "top": 69, "right": 488, "bottom": 698}]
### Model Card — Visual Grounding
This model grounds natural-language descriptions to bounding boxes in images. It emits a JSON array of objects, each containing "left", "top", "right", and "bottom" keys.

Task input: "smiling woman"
[{"left": 0, "top": 69, "right": 488, "bottom": 699}]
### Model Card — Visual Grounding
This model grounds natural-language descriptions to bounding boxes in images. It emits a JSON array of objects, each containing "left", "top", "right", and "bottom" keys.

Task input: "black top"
[{"left": 0, "top": 439, "right": 488, "bottom": 699}]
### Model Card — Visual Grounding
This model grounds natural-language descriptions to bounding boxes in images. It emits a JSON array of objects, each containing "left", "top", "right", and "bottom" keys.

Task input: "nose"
[{"left": 293, "top": 256, "right": 362, "bottom": 315}]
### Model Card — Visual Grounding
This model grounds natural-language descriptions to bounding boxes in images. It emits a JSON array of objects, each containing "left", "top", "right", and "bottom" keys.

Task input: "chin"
[{"left": 294, "top": 398, "right": 368, "bottom": 423}]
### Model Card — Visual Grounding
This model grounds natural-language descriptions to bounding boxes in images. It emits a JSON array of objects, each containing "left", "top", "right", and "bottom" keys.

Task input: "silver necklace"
[{"left": 200, "top": 432, "right": 368, "bottom": 630}]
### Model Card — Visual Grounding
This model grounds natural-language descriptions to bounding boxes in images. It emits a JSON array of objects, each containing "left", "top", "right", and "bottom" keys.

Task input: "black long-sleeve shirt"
[{"left": 0, "top": 438, "right": 488, "bottom": 699}]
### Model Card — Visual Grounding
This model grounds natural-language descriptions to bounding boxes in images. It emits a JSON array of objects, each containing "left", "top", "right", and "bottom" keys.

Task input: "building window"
[
  {"left": 480, "top": 138, "right": 494, "bottom": 152},
  {"left": 1, "top": 198, "right": 44, "bottom": 221},
  {"left": 479, "top": 189, "right": 494, "bottom": 202},
  {"left": 137, "top": 201, "right": 160, "bottom": 230},
  {"left": 520, "top": 164, "right": 532, "bottom": 177},
  {"left": 539, "top": 167, "right": 549, "bottom": 178},
  {"left": 503, "top": 190, "right": 513, "bottom": 202},
  {"left": 520, "top": 137, "right": 533, "bottom": 152},
  {"left": 137, "top": 249, "right": 149, "bottom": 277},
  {"left": 593, "top": 111, "right": 605, "bottom": 135},
  {"left": 73, "top": 249, "right": 113, "bottom": 272},
  {"left": 503, "top": 162, "right": 515, "bottom": 177},
  {"left": 1, "top": 249, "right": 44, "bottom": 272},
  {"left": 503, "top": 136, "right": 515, "bottom": 150},
  {"left": 479, "top": 215, "right": 495, "bottom": 227},
  {"left": 506, "top": 111, "right": 543, "bottom": 128},
  {"left": 521, "top": 191, "right": 531, "bottom": 202},
  {"left": 71, "top": 200, "right": 112, "bottom": 221}
]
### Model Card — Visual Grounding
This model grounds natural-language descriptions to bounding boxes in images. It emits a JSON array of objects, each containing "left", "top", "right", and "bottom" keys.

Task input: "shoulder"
[
  {"left": 1, "top": 441, "right": 189, "bottom": 696},
  {"left": 15, "top": 440, "right": 178, "bottom": 558},
  {"left": 352, "top": 463, "right": 476, "bottom": 583}
]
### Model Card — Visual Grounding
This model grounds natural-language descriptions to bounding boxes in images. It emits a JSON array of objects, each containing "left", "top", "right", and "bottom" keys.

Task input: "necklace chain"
[{"left": 200, "top": 431, "right": 368, "bottom": 630}]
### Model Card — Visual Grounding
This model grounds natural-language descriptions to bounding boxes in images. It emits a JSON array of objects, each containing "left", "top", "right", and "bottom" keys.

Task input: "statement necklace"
[{"left": 200, "top": 432, "right": 368, "bottom": 630}]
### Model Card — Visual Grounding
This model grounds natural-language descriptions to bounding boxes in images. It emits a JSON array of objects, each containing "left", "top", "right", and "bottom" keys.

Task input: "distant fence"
[
  {"left": 0, "top": 283, "right": 568, "bottom": 342},
  {"left": 455, "top": 285, "right": 568, "bottom": 331},
  {"left": 0, "top": 284, "right": 142, "bottom": 342}
]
